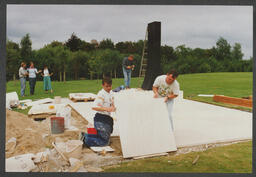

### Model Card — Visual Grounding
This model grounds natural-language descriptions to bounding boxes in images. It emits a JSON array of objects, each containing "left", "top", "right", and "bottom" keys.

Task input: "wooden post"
[
  {"left": 13, "top": 74, "right": 16, "bottom": 86},
  {"left": 63, "top": 70, "right": 66, "bottom": 83},
  {"left": 59, "top": 71, "right": 62, "bottom": 82},
  {"left": 90, "top": 71, "right": 93, "bottom": 80}
]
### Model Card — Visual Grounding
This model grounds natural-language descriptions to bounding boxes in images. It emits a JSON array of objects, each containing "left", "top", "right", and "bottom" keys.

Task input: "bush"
[
  {"left": 178, "top": 63, "right": 191, "bottom": 74},
  {"left": 198, "top": 63, "right": 211, "bottom": 73}
]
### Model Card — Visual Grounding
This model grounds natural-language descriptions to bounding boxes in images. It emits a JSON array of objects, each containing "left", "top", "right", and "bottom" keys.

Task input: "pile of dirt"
[
  {"left": 6, "top": 109, "right": 50, "bottom": 158},
  {"left": 6, "top": 108, "right": 123, "bottom": 172},
  {"left": 5, "top": 109, "right": 82, "bottom": 158}
]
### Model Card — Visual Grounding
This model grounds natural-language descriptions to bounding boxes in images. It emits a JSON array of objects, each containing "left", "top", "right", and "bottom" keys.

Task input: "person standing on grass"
[
  {"left": 152, "top": 69, "right": 180, "bottom": 132},
  {"left": 41, "top": 65, "right": 53, "bottom": 93},
  {"left": 27, "top": 62, "right": 42, "bottom": 95},
  {"left": 80, "top": 77, "right": 116, "bottom": 147},
  {"left": 122, "top": 55, "right": 135, "bottom": 89},
  {"left": 19, "top": 62, "right": 28, "bottom": 97}
]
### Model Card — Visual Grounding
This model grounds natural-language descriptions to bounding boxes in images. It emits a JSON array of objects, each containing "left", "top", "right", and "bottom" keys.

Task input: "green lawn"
[
  {"left": 177, "top": 72, "right": 253, "bottom": 112},
  {"left": 104, "top": 141, "right": 252, "bottom": 173},
  {"left": 6, "top": 77, "right": 144, "bottom": 101},
  {"left": 7, "top": 72, "right": 252, "bottom": 112}
]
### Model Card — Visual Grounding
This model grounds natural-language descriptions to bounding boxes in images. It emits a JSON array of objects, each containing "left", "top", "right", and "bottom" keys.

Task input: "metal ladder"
[{"left": 139, "top": 27, "right": 148, "bottom": 77}]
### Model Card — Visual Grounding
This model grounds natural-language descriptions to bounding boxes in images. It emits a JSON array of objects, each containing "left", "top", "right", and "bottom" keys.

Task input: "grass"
[
  {"left": 104, "top": 141, "right": 252, "bottom": 173},
  {"left": 6, "top": 77, "right": 144, "bottom": 101},
  {"left": 7, "top": 72, "right": 252, "bottom": 112},
  {"left": 177, "top": 72, "right": 252, "bottom": 112}
]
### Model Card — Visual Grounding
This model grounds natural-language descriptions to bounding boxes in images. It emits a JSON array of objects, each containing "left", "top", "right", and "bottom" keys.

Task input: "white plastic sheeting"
[
  {"left": 6, "top": 92, "right": 19, "bottom": 109},
  {"left": 25, "top": 98, "right": 53, "bottom": 107}
]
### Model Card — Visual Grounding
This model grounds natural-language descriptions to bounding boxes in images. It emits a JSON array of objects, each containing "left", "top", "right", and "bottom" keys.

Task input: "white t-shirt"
[
  {"left": 27, "top": 68, "right": 38, "bottom": 78},
  {"left": 153, "top": 75, "right": 180, "bottom": 97},
  {"left": 43, "top": 69, "right": 49, "bottom": 76},
  {"left": 19, "top": 67, "right": 27, "bottom": 78},
  {"left": 93, "top": 89, "right": 114, "bottom": 116}
]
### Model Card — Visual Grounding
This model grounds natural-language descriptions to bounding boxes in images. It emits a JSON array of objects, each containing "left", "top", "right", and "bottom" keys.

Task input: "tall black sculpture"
[{"left": 141, "top": 21, "right": 162, "bottom": 90}]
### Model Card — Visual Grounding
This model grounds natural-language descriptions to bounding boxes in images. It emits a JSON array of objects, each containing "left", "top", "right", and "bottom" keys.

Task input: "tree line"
[{"left": 6, "top": 33, "right": 252, "bottom": 82}]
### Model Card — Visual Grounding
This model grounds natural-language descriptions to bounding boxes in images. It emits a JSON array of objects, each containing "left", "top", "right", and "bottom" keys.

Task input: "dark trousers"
[
  {"left": 84, "top": 113, "right": 113, "bottom": 147},
  {"left": 29, "top": 78, "right": 36, "bottom": 95}
]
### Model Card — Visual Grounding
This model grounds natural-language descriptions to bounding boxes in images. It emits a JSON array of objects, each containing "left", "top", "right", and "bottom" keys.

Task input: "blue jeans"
[
  {"left": 166, "top": 99, "right": 174, "bottom": 131},
  {"left": 29, "top": 78, "right": 36, "bottom": 95},
  {"left": 84, "top": 117, "right": 113, "bottom": 147},
  {"left": 20, "top": 77, "right": 26, "bottom": 96},
  {"left": 122, "top": 67, "right": 131, "bottom": 88}
]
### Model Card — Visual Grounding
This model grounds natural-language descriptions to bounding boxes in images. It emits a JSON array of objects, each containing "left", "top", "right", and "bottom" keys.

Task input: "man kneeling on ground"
[{"left": 81, "top": 77, "right": 116, "bottom": 147}]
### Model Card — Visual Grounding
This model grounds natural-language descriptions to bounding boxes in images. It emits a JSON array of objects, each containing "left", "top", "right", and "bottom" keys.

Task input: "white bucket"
[{"left": 56, "top": 106, "right": 71, "bottom": 129}]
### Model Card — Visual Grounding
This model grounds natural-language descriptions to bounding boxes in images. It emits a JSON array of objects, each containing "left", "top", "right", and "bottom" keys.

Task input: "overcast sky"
[{"left": 7, "top": 5, "right": 253, "bottom": 59}]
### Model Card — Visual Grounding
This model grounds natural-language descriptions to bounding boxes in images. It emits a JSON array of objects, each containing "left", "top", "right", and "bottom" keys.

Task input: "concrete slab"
[{"left": 173, "top": 99, "right": 252, "bottom": 147}]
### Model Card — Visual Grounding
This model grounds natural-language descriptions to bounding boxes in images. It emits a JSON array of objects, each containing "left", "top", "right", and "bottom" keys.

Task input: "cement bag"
[
  {"left": 6, "top": 92, "right": 19, "bottom": 108},
  {"left": 6, "top": 153, "right": 36, "bottom": 172},
  {"left": 56, "top": 106, "right": 71, "bottom": 129}
]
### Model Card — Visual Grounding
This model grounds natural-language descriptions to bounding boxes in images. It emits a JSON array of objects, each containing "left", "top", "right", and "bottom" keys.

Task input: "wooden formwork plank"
[{"left": 213, "top": 95, "right": 252, "bottom": 108}]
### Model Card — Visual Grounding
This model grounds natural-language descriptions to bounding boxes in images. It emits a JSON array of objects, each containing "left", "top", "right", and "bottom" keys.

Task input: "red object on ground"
[{"left": 87, "top": 128, "right": 97, "bottom": 134}]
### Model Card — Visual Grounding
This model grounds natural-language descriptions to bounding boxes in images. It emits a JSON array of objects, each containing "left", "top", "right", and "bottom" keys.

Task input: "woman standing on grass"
[
  {"left": 41, "top": 65, "right": 53, "bottom": 93},
  {"left": 27, "top": 62, "right": 42, "bottom": 95}
]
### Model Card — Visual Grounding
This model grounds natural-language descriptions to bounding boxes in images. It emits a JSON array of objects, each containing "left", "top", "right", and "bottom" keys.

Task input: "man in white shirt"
[
  {"left": 152, "top": 69, "right": 180, "bottom": 131},
  {"left": 27, "top": 62, "right": 41, "bottom": 95},
  {"left": 81, "top": 77, "right": 116, "bottom": 147}
]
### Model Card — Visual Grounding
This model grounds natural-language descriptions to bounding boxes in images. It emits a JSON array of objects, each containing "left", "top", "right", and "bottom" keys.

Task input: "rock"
[
  {"left": 6, "top": 153, "right": 36, "bottom": 172},
  {"left": 33, "top": 149, "right": 50, "bottom": 163}
]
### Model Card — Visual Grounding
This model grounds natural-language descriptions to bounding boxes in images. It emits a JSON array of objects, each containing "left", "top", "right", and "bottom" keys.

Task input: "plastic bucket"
[{"left": 51, "top": 117, "right": 64, "bottom": 134}]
